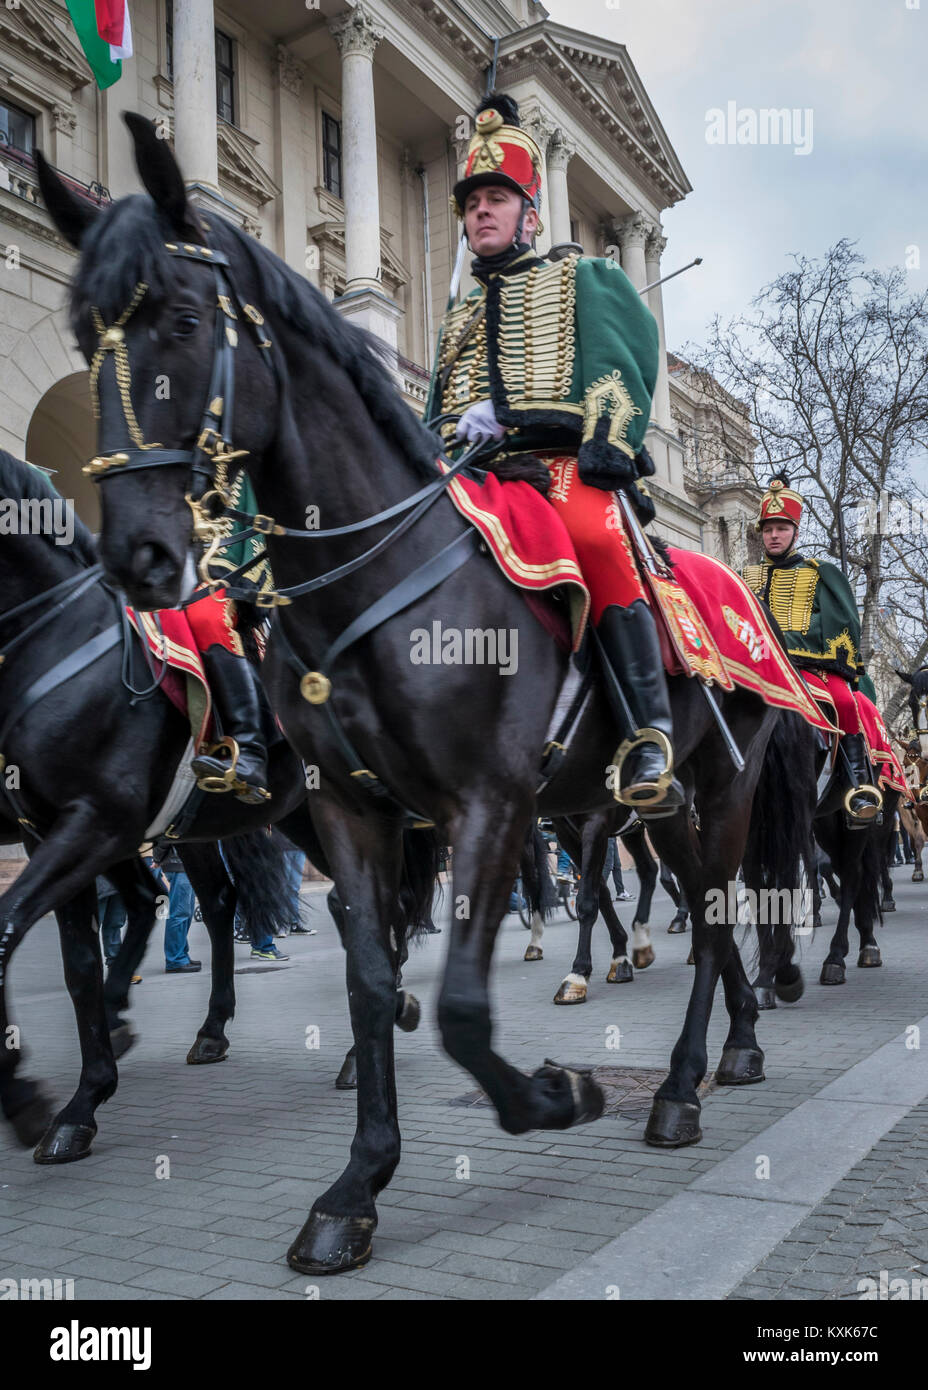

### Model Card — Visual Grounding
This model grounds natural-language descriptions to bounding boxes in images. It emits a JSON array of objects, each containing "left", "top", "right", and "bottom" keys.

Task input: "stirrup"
[
  {"left": 843, "top": 784, "right": 882, "bottom": 824},
  {"left": 194, "top": 737, "right": 271, "bottom": 803},
  {"left": 612, "top": 728, "right": 675, "bottom": 807}
]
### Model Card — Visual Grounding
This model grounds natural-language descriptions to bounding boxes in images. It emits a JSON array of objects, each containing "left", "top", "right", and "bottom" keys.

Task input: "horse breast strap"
[{"left": 83, "top": 240, "right": 272, "bottom": 515}]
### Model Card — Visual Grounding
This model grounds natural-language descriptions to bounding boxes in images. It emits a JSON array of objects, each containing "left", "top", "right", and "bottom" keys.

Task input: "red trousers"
[
  {"left": 543, "top": 457, "right": 646, "bottom": 623},
  {"left": 183, "top": 586, "right": 243, "bottom": 657}
]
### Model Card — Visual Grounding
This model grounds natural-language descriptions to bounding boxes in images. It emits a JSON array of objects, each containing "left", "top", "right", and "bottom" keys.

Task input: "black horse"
[
  {"left": 0, "top": 450, "right": 432, "bottom": 1164},
  {"left": 39, "top": 119, "right": 807, "bottom": 1274}
]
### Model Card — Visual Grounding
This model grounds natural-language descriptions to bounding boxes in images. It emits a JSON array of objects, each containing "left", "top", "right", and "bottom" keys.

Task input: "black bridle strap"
[
  {"left": 274, "top": 528, "right": 480, "bottom": 825},
  {"left": 0, "top": 566, "right": 104, "bottom": 666}
]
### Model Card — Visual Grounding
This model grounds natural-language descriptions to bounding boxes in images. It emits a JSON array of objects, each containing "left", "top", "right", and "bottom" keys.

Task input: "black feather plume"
[
  {"left": 768, "top": 470, "right": 791, "bottom": 488},
  {"left": 476, "top": 92, "right": 521, "bottom": 127}
]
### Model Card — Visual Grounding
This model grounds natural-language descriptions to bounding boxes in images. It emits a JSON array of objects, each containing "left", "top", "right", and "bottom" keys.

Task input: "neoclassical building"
[{"left": 0, "top": 0, "right": 754, "bottom": 551}]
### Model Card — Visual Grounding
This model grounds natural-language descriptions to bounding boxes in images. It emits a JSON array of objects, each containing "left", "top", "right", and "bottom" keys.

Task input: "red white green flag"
[{"left": 65, "top": 0, "right": 133, "bottom": 89}]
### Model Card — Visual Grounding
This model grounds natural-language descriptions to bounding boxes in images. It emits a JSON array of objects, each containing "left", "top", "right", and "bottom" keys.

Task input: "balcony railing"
[
  {"left": 0, "top": 142, "right": 110, "bottom": 211},
  {"left": 684, "top": 462, "right": 759, "bottom": 495}
]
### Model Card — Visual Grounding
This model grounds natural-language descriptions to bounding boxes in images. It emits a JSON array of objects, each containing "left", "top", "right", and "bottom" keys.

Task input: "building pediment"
[
  {"left": 497, "top": 22, "right": 691, "bottom": 206},
  {"left": 217, "top": 122, "right": 280, "bottom": 208},
  {"left": 0, "top": 0, "right": 92, "bottom": 92}
]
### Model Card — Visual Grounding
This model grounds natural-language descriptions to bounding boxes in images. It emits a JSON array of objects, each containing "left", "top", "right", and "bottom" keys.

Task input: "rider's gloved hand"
[{"left": 455, "top": 399, "right": 507, "bottom": 444}]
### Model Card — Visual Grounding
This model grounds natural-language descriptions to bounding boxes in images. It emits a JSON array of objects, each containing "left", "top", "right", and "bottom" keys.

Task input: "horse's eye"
[{"left": 174, "top": 313, "right": 200, "bottom": 339}]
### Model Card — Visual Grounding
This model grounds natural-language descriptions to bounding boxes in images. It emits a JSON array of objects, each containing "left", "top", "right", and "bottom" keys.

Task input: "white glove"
[{"left": 455, "top": 399, "right": 506, "bottom": 444}]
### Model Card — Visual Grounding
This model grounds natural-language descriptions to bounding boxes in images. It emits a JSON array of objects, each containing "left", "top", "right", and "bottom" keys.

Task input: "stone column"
[
  {"left": 645, "top": 225, "right": 673, "bottom": 430},
  {"left": 330, "top": 6, "right": 384, "bottom": 292},
  {"left": 545, "top": 130, "right": 575, "bottom": 247},
  {"left": 616, "top": 211, "right": 650, "bottom": 292},
  {"left": 275, "top": 44, "right": 309, "bottom": 278},
  {"left": 522, "top": 107, "right": 555, "bottom": 257},
  {"left": 172, "top": 0, "right": 219, "bottom": 191}
]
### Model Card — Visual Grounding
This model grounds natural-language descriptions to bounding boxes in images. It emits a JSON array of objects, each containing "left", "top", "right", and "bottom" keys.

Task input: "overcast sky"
[{"left": 542, "top": 0, "right": 927, "bottom": 357}]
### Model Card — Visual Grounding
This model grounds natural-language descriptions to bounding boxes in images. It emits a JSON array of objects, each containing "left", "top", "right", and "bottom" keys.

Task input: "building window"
[
  {"left": 322, "top": 113, "right": 342, "bottom": 199},
  {"left": 165, "top": 2, "right": 237, "bottom": 125},
  {"left": 569, "top": 218, "right": 579, "bottom": 244},
  {"left": 0, "top": 100, "right": 36, "bottom": 156}
]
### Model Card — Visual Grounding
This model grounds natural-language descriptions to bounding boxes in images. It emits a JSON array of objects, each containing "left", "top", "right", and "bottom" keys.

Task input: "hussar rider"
[
  {"left": 432, "top": 93, "right": 683, "bottom": 811},
  {"left": 743, "top": 474, "right": 883, "bottom": 824}
]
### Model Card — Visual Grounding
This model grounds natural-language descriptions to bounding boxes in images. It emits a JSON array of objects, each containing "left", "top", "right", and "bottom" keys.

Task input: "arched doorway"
[{"left": 25, "top": 371, "right": 99, "bottom": 530}]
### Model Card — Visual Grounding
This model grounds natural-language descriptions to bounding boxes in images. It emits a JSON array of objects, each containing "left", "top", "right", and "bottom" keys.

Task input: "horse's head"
[
  {"left": 896, "top": 667, "right": 928, "bottom": 758},
  {"left": 37, "top": 114, "right": 278, "bottom": 609}
]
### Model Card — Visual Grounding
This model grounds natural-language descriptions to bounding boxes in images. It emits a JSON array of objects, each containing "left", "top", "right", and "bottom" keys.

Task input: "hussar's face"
[
  {"left": 761, "top": 520, "right": 797, "bottom": 557},
  {"left": 463, "top": 185, "right": 537, "bottom": 256}
]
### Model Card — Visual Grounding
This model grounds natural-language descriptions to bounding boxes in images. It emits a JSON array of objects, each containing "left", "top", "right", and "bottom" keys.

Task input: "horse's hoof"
[
  {"left": 645, "top": 1097, "right": 702, "bottom": 1148},
  {"left": 754, "top": 986, "right": 777, "bottom": 1010},
  {"left": 33, "top": 1122, "right": 96, "bottom": 1165},
  {"left": 108, "top": 1023, "right": 136, "bottom": 1060},
  {"left": 8, "top": 1092, "right": 55, "bottom": 1148},
  {"left": 820, "top": 962, "right": 846, "bottom": 985},
  {"left": 882, "top": 899, "right": 896, "bottom": 913},
  {"left": 686, "top": 947, "right": 695, "bottom": 965},
  {"left": 534, "top": 1059, "right": 604, "bottom": 1127},
  {"left": 335, "top": 1053, "right": 357, "bottom": 1090},
  {"left": 632, "top": 945, "right": 655, "bottom": 970},
  {"left": 395, "top": 992, "right": 420, "bottom": 1033},
  {"left": 858, "top": 946, "right": 882, "bottom": 968},
  {"left": 716, "top": 1046, "right": 765, "bottom": 1086},
  {"left": 667, "top": 918, "right": 686, "bottom": 934},
  {"left": 553, "top": 976, "right": 588, "bottom": 1004},
  {"left": 186, "top": 1035, "right": 229, "bottom": 1065},
  {"left": 913, "top": 870, "right": 924, "bottom": 883},
  {"left": 524, "top": 945, "right": 543, "bottom": 962},
  {"left": 775, "top": 970, "right": 805, "bottom": 1004},
  {"left": 287, "top": 1211, "right": 375, "bottom": 1275},
  {"left": 606, "top": 958, "right": 634, "bottom": 984}
]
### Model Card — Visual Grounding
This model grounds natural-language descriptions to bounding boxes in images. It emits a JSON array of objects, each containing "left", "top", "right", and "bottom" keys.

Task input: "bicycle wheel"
[{"left": 563, "top": 883, "right": 578, "bottom": 920}]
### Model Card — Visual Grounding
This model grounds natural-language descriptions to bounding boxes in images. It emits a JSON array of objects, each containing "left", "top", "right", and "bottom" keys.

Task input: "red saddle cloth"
[
  {"left": 801, "top": 670, "right": 910, "bottom": 797},
  {"left": 126, "top": 608, "right": 212, "bottom": 748}
]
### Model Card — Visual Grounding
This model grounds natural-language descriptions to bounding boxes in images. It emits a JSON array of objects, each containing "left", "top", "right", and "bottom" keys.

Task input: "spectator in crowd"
[
  {"left": 603, "top": 835, "right": 631, "bottom": 901},
  {"left": 151, "top": 843, "right": 201, "bottom": 974},
  {"left": 96, "top": 874, "right": 142, "bottom": 984}
]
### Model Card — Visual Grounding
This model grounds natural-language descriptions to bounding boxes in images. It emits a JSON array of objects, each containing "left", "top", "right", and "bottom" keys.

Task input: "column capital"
[
  {"left": 277, "top": 44, "right": 306, "bottom": 96},
  {"left": 646, "top": 226, "right": 667, "bottom": 262},
  {"left": 546, "top": 129, "right": 576, "bottom": 172},
  {"left": 616, "top": 211, "right": 655, "bottom": 252},
  {"left": 521, "top": 105, "right": 556, "bottom": 153},
  {"left": 330, "top": 6, "right": 385, "bottom": 60}
]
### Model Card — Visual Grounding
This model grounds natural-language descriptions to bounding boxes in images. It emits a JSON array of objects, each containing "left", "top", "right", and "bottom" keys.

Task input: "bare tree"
[{"left": 689, "top": 240, "right": 928, "bottom": 712}]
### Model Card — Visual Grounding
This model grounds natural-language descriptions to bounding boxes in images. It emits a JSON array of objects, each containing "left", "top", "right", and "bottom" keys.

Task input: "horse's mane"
[
  {"left": 69, "top": 195, "right": 441, "bottom": 482},
  {"left": 0, "top": 449, "right": 98, "bottom": 568}
]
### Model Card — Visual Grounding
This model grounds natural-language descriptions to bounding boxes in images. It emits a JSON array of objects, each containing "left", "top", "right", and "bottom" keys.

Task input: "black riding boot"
[
  {"left": 841, "top": 732, "right": 882, "bottom": 827},
  {"left": 191, "top": 646, "right": 271, "bottom": 805},
  {"left": 597, "top": 601, "right": 684, "bottom": 814}
]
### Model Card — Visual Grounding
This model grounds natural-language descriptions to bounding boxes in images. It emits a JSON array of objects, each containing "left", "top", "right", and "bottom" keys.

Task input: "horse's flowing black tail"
[
  {"left": 401, "top": 827, "right": 443, "bottom": 941},
  {"left": 220, "top": 829, "right": 292, "bottom": 944},
  {"left": 857, "top": 828, "right": 885, "bottom": 930},
  {"left": 750, "top": 712, "right": 814, "bottom": 894},
  {"left": 520, "top": 824, "right": 558, "bottom": 920}
]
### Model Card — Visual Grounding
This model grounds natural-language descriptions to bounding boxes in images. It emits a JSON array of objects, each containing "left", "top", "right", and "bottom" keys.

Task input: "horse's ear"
[
  {"left": 35, "top": 150, "right": 99, "bottom": 249},
  {"left": 124, "top": 111, "right": 199, "bottom": 237},
  {"left": 896, "top": 669, "right": 914, "bottom": 685}
]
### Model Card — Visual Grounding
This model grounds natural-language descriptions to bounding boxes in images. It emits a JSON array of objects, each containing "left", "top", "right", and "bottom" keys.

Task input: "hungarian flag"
[{"left": 65, "top": 1, "right": 133, "bottom": 90}]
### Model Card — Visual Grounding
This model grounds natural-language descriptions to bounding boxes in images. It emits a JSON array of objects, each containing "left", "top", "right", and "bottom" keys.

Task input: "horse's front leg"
[
  {"left": 287, "top": 802, "right": 405, "bottom": 1276},
  {"left": 179, "top": 844, "right": 237, "bottom": 1064},
  {"left": 34, "top": 884, "right": 118, "bottom": 1164},
  {"left": 819, "top": 815, "right": 857, "bottom": 985},
  {"left": 439, "top": 794, "right": 604, "bottom": 1135},
  {"left": 554, "top": 816, "right": 608, "bottom": 1004}
]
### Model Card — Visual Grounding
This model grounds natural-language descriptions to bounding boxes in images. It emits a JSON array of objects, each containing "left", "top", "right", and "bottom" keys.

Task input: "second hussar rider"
[{"left": 432, "top": 93, "right": 682, "bottom": 812}]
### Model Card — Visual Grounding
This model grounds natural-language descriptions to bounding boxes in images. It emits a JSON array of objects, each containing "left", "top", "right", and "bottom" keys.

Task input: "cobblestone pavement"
[{"left": 1, "top": 864, "right": 927, "bottom": 1300}]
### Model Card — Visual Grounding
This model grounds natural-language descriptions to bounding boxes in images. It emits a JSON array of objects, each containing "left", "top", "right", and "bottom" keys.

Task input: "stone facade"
[{"left": 1, "top": 0, "right": 717, "bottom": 547}]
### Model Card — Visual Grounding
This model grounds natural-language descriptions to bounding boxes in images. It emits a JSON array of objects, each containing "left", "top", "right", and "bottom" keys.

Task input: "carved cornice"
[
  {"left": 329, "top": 7, "right": 384, "bottom": 61},
  {"left": 216, "top": 122, "right": 280, "bottom": 208},
  {"left": 277, "top": 44, "right": 305, "bottom": 97},
  {"left": 0, "top": 0, "right": 93, "bottom": 91}
]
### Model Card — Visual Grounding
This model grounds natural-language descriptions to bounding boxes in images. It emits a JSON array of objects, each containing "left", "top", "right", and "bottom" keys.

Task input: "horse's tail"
[
  {"left": 220, "top": 829, "right": 291, "bottom": 944},
  {"left": 401, "top": 827, "right": 443, "bottom": 940},
  {"left": 857, "top": 831, "right": 884, "bottom": 929},
  {"left": 750, "top": 711, "right": 814, "bottom": 900},
  {"left": 520, "top": 823, "right": 558, "bottom": 919}
]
